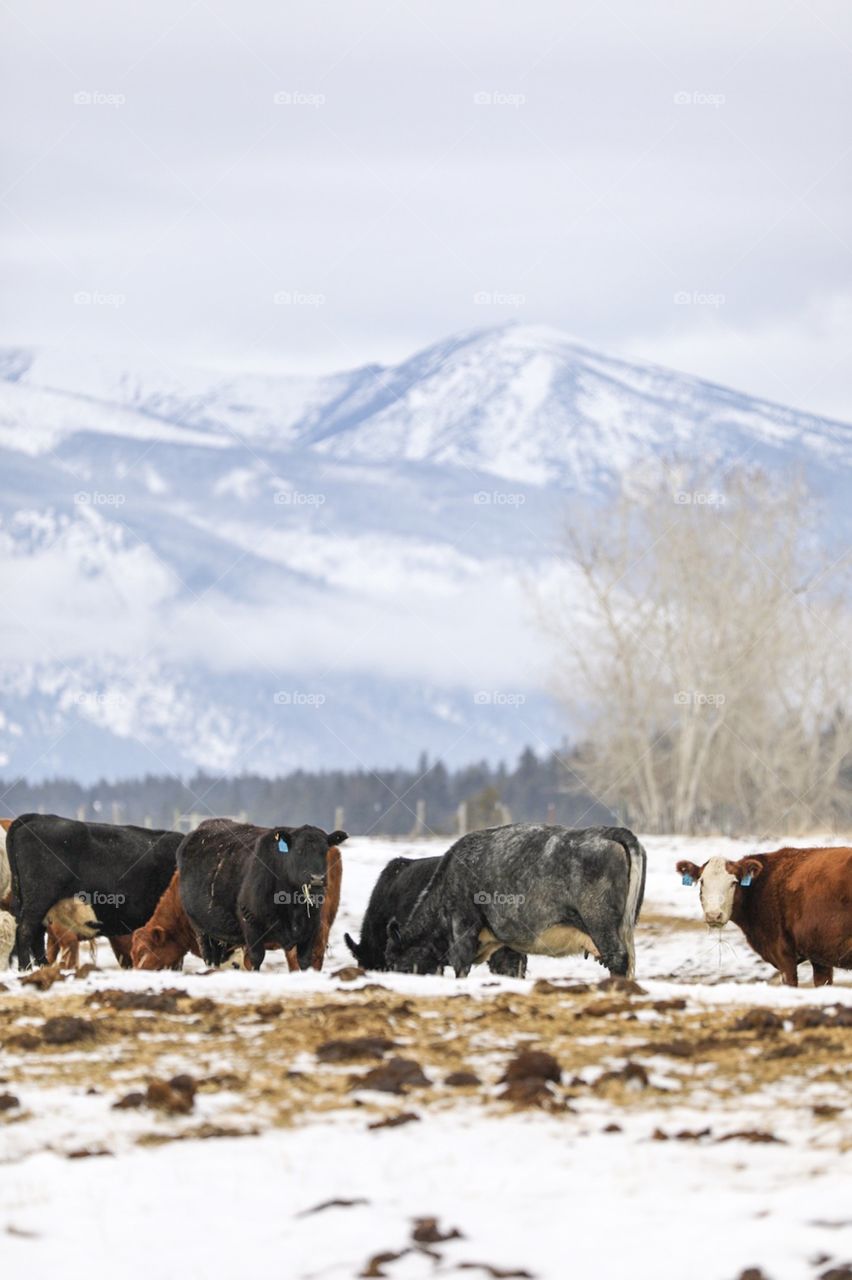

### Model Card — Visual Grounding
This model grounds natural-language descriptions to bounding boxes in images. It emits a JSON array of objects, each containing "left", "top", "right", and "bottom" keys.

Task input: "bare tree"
[{"left": 539, "top": 466, "right": 852, "bottom": 834}]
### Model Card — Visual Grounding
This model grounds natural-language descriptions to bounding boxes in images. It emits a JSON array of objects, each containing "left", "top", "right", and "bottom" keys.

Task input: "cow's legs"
[
  {"left": 447, "top": 911, "right": 480, "bottom": 977},
  {"left": 812, "top": 962, "right": 833, "bottom": 987},
  {"left": 109, "top": 935, "right": 134, "bottom": 969},
  {"left": 199, "top": 932, "right": 229, "bottom": 967},
  {"left": 488, "top": 947, "right": 527, "bottom": 978},
  {"left": 15, "top": 919, "right": 46, "bottom": 969},
  {"left": 572, "top": 905, "right": 630, "bottom": 978},
  {"left": 240, "top": 921, "right": 267, "bottom": 972}
]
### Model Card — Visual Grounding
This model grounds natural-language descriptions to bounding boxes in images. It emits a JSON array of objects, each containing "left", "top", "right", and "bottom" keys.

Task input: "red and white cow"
[{"left": 676, "top": 845, "right": 852, "bottom": 986}]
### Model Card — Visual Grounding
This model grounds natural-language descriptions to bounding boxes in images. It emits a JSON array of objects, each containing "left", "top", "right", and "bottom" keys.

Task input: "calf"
[
  {"left": 178, "top": 819, "right": 347, "bottom": 971},
  {"left": 7, "top": 814, "right": 182, "bottom": 968},
  {"left": 385, "top": 824, "right": 646, "bottom": 978},
  {"left": 42, "top": 898, "right": 131, "bottom": 970},
  {"left": 44, "top": 895, "right": 101, "bottom": 968},
  {"left": 677, "top": 846, "right": 852, "bottom": 985},
  {"left": 0, "top": 823, "right": 9, "bottom": 900},
  {"left": 345, "top": 855, "right": 527, "bottom": 977},
  {"left": 0, "top": 910, "right": 15, "bottom": 968}
]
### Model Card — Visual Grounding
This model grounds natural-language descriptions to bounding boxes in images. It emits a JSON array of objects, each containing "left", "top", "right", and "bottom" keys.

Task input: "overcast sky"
[{"left": 1, "top": 0, "right": 850, "bottom": 419}]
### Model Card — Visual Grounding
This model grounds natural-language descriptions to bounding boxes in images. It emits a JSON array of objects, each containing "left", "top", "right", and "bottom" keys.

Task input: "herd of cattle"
[{"left": 0, "top": 814, "right": 850, "bottom": 986}]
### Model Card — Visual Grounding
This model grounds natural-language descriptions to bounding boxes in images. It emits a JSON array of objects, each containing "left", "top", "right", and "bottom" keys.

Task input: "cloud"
[{"left": 1, "top": 0, "right": 850, "bottom": 416}]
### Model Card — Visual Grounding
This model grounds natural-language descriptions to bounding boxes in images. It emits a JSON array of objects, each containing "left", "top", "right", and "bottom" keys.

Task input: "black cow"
[
  {"left": 177, "top": 818, "right": 347, "bottom": 971},
  {"left": 345, "top": 855, "right": 527, "bottom": 977},
  {"left": 7, "top": 814, "right": 182, "bottom": 969},
  {"left": 385, "top": 824, "right": 647, "bottom": 979}
]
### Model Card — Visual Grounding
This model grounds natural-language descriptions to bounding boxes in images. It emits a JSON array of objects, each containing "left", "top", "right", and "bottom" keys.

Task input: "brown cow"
[
  {"left": 132, "top": 846, "right": 343, "bottom": 971},
  {"left": 131, "top": 871, "right": 201, "bottom": 970},
  {"left": 676, "top": 846, "right": 852, "bottom": 986},
  {"left": 0, "top": 819, "right": 13, "bottom": 832}
]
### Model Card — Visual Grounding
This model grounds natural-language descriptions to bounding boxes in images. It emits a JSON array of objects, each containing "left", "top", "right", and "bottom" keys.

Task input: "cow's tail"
[
  {"left": 343, "top": 931, "right": 363, "bottom": 964},
  {"left": 601, "top": 827, "right": 647, "bottom": 980},
  {"left": 6, "top": 817, "right": 24, "bottom": 919}
]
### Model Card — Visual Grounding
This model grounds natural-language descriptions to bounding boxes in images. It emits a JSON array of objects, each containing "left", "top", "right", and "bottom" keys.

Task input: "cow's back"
[
  {"left": 177, "top": 818, "right": 263, "bottom": 941},
  {"left": 8, "top": 814, "right": 181, "bottom": 933},
  {"left": 762, "top": 846, "right": 852, "bottom": 969}
]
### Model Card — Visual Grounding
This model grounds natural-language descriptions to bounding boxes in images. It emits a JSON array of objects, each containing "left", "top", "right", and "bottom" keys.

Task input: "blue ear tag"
[
  {"left": 681, "top": 873, "right": 694, "bottom": 886},
  {"left": 278, "top": 837, "right": 289, "bottom": 854},
  {"left": 740, "top": 872, "right": 752, "bottom": 887}
]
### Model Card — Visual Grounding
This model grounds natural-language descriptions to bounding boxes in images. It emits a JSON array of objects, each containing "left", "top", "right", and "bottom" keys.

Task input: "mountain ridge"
[{"left": 0, "top": 324, "right": 849, "bottom": 782}]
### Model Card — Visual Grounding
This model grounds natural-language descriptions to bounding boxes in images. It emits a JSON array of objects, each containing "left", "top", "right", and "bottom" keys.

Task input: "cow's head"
[
  {"left": 385, "top": 918, "right": 444, "bottom": 975},
  {"left": 676, "top": 856, "right": 763, "bottom": 927},
  {"left": 270, "top": 825, "right": 347, "bottom": 890},
  {"left": 130, "top": 925, "right": 184, "bottom": 971}
]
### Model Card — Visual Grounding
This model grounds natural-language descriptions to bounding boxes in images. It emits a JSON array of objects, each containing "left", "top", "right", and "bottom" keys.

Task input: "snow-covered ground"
[{"left": 1, "top": 835, "right": 851, "bottom": 1280}]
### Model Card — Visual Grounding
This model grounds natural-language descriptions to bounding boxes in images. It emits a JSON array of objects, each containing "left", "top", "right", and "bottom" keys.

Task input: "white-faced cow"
[{"left": 676, "top": 845, "right": 852, "bottom": 986}]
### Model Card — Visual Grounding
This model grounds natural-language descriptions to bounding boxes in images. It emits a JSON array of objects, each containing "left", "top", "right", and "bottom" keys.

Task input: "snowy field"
[{"left": 1, "top": 834, "right": 851, "bottom": 1280}]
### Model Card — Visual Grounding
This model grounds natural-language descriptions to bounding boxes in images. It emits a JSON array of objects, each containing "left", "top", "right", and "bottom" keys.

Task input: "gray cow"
[{"left": 385, "top": 824, "right": 646, "bottom": 979}]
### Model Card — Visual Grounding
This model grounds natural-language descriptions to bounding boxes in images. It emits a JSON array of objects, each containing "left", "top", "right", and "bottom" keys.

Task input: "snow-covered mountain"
[{"left": 1, "top": 324, "right": 850, "bottom": 782}]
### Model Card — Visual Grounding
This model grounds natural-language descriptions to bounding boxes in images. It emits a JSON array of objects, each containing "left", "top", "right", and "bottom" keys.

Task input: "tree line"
[{"left": 0, "top": 745, "right": 615, "bottom": 837}]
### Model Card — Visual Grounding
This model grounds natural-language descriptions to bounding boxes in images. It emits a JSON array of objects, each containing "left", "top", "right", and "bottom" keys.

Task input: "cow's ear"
[
  {"left": 150, "top": 926, "right": 166, "bottom": 946},
  {"left": 739, "top": 857, "right": 763, "bottom": 885},
  {"left": 327, "top": 830, "right": 348, "bottom": 847},
  {"left": 676, "top": 860, "right": 701, "bottom": 885},
  {"left": 387, "top": 917, "right": 402, "bottom": 946}
]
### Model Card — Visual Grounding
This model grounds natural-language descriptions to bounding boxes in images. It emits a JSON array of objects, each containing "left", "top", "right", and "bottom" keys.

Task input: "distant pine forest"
[{"left": 0, "top": 746, "right": 615, "bottom": 838}]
